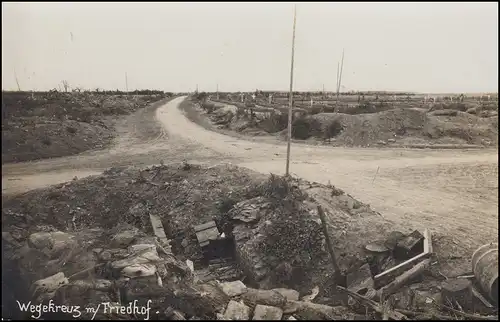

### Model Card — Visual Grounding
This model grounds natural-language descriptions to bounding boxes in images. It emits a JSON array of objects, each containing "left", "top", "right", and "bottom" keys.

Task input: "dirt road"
[{"left": 3, "top": 96, "right": 498, "bottom": 258}]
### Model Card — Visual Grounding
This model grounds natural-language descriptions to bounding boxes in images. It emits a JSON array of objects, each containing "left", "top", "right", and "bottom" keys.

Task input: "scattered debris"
[
  {"left": 241, "top": 288, "right": 287, "bottom": 308},
  {"left": 472, "top": 286, "right": 494, "bottom": 308},
  {"left": 384, "top": 231, "right": 406, "bottom": 251},
  {"left": 365, "top": 240, "right": 390, "bottom": 254},
  {"left": 223, "top": 300, "right": 251, "bottom": 320},
  {"left": 149, "top": 214, "right": 168, "bottom": 239},
  {"left": 374, "top": 229, "right": 433, "bottom": 287},
  {"left": 273, "top": 288, "right": 300, "bottom": 301},
  {"left": 194, "top": 220, "right": 232, "bottom": 262},
  {"left": 252, "top": 304, "right": 283, "bottom": 320},
  {"left": 121, "top": 263, "right": 157, "bottom": 278},
  {"left": 347, "top": 263, "right": 374, "bottom": 294},
  {"left": 32, "top": 272, "right": 69, "bottom": 302},
  {"left": 338, "top": 286, "right": 408, "bottom": 320},
  {"left": 471, "top": 243, "right": 498, "bottom": 304},
  {"left": 456, "top": 274, "right": 475, "bottom": 279},
  {"left": 195, "top": 221, "right": 220, "bottom": 249},
  {"left": 219, "top": 280, "right": 248, "bottom": 297},
  {"left": 28, "top": 231, "right": 76, "bottom": 258},
  {"left": 110, "top": 229, "right": 138, "bottom": 248},
  {"left": 284, "top": 300, "right": 351, "bottom": 319},
  {"left": 379, "top": 258, "right": 432, "bottom": 300},
  {"left": 394, "top": 230, "right": 425, "bottom": 260},
  {"left": 301, "top": 286, "right": 320, "bottom": 302},
  {"left": 3, "top": 166, "right": 498, "bottom": 320},
  {"left": 441, "top": 278, "right": 473, "bottom": 310},
  {"left": 186, "top": 259, "right": 195, "bottom": 273}
]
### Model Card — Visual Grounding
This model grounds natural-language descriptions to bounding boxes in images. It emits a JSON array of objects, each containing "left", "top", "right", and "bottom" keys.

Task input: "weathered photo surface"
[{"left": 2, "top": 2, "right": 498, "bottom": 320}]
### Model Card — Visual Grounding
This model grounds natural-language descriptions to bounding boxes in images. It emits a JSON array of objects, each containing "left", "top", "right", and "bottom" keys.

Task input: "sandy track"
[
  {"left": 158, "top": 97, "right": 499, "bottom": 254},
  {"left": 2, "top": 98, "right": 225, "bottom": 194},
  {"left": 3, "top": 97, "right": 498, "bottom": 254}
]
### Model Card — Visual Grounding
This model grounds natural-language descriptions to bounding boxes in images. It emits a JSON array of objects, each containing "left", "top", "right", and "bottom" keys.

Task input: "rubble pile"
[
  {"left": 214, "top": 280, "right": 357, "bottom": 320},
  {"left": 337, "top": 229, "right": 499, "bottom": 320},
  {"left": 227, "top": 196, "right": 324, "bottom": 290},
  {"left": 2, "top": 224, "right": 354, "bottom": 320},
  {"left": 2, "top": 164, "right": 263, "bottom": 235},
  {"left": 3, "top": 225, "right": 229, "bottom": 320},
  {"left": 2, "top": 165, "right": 498, "bottom": 320}
]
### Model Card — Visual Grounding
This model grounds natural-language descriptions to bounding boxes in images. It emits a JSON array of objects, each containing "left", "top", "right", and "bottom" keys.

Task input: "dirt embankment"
[
  {"left": 184, "top": 96, "right": 498, "bottom": 148},
  {"left": 1, "top": 91, "right": 169, "bottom": 164},
  {"left": 309, "top": 109, "right": 498, "bottom": 147}
]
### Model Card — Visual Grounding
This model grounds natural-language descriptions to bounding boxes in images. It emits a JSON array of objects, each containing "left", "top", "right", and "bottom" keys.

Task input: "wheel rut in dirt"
[
  {"left": 1, "top": 97, "right": 225, "bottom": 195},
  {"left": 2, "top": 97, "right": 498, "bottom": 258},
  {"left": 156, "top": 97, "right": 499, "bottom": 259}
]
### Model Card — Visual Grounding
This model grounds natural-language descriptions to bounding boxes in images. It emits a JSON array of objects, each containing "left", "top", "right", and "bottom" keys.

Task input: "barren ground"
[
  {"left": 1, "top": 92, "right": 169, "bottom": 164},
  {"left": 195, "top": 95, "right": 498, "bottom": 148},
  {"left": 2, "top": 97, "right": 498, "bottom": 275}
]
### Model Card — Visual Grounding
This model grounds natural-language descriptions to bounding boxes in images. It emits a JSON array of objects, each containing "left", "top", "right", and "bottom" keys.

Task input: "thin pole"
[
  {"left": 336, "top": 62, "right": 340, "bottom": 94},
  {"left": 285, "top": 4, "right": 297, "bottom": 177},
  {"left": 339, "top": 48, "right": 345, "bottom": 91},
  {"left": 317, "top": 205, "right": 343, "bottom": 284},
  {"left": 125, "top": 72, "right": 129, "bottom": 93},
  {"left": 335, "top": 49, "right": 345, "bottom": 112},
  {"left": 14, "top": 69, "right": 21, "bottom": 91}
]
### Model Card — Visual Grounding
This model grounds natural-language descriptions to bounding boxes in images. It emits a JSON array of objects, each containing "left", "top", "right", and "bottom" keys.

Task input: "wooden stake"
[{"left": 317, "top": 206, "right": 342, "bottom": 283}]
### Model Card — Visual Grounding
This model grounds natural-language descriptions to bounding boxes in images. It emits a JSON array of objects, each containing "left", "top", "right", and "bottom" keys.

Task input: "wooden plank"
[
  {"left": 149, "top": 214, "right": 167, "bottom": 239},
  {"left": 194, "top": 221, "right": 218, "bottom": 233},
  {"left": 472, "top": 286, "right": 494, "bottom": 308},
  {"left": 378, "top": 258, "right": 432, "bottom": 300},
  {"left": 423, "top": 229, "right": 432, "bottom": 254},
  {"left": 375, "top": 251, "right": 430, "bottom": 283},
  {"left": 195, "top": 227, "right": 219, "bottom": 245},
  {"left": 375, "top": 229, "right": 433, "bottom": 284}
]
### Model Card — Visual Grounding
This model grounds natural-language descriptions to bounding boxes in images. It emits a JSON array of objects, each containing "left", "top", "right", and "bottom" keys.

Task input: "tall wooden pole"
[
  {"left": 125, "top": 72, "right": 129, "bottom": 93},
  {"left": 285, "top": 5, "right": 297, "bottom": 177},
  {"left": 335, "top": 49, "right": 345, "bottom": 112},
  {"left": 14, "top": 69, "right": 21, "bottom": 91},
  {"left": 339, "top": 49, "right": 345, "bottom": 91},
  {"left": 336, "top": 62, "right": 340, "bottom": 95}
]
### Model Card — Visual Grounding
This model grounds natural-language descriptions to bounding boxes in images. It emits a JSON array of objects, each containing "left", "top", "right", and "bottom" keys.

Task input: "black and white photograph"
[{"left": 2, "top": 2, "right": 498, "bottom": 320}]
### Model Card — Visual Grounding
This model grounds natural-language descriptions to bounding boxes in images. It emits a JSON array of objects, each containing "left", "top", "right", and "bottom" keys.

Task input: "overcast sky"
[{"left": 2, "top": 2, "right": 498, "bottom": 93}]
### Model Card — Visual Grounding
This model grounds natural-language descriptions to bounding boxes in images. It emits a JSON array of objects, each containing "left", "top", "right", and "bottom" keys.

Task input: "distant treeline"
[
  {"left": 198, "top": 90, "right": 417, "bottom": 97},
  {"left": 2, "top": 89, "right": 173, "bottom": 96}
]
